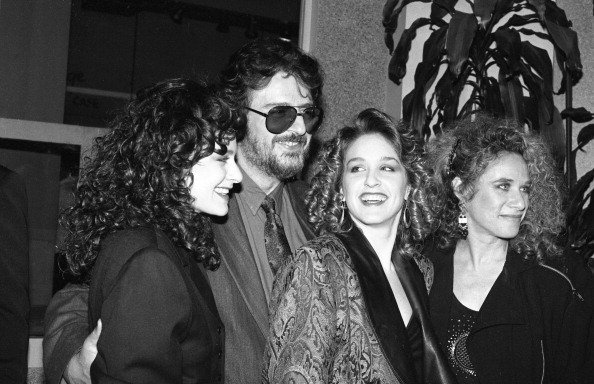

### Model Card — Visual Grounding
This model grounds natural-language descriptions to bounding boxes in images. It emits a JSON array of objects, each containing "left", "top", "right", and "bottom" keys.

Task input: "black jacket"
[
  {"left": 89, "top": 227, "right": 224, "bottom": 383},
  {"left": 429, "top": 246, "right": 591, "bottom": 384}
]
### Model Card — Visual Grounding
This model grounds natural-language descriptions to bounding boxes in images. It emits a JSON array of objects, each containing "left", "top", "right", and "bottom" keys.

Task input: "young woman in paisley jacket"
[{"left": 263, "top": 108, "right": 456, "bottom": 384}]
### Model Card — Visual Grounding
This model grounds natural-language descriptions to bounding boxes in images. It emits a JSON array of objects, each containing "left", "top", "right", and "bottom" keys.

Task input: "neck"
[
  {"left": 355, "top": 218, "right": 399, "bottom": 269},
  {"left": 458, "top": 232, "right": 508, "bottom": 269},
  {"left": 237, "top": 152, "right": 280, "bottom": 195}
]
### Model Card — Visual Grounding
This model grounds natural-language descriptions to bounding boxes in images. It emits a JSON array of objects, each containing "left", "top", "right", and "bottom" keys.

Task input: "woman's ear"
[{"left": 451, "top": 176, "right": 465, "bottom": 202}]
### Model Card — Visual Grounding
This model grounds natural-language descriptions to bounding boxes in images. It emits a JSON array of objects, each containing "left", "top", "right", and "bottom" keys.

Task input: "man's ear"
[{"left": 451, "top": 176, "right": 465, "bottom": 202}]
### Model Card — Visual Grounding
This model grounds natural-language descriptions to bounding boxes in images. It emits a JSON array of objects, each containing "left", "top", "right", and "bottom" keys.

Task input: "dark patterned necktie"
[{"left": 261, "top": 196, "right": 292, "bottom": 275}]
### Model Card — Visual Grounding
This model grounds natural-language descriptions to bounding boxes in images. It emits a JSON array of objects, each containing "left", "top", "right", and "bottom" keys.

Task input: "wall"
[
  {"left": 0, "top": 0, "right": 71, "bottom": 123},
  {"left": 308, "top": 0, "right": 395, "bottom": 140}
]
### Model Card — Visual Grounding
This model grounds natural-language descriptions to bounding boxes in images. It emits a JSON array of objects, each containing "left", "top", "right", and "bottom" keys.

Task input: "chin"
[
  {"left": 209, "top": 207, "right": 229, "bottom": 217},
  {"left": 195, "top": 204, "right": 229, "bottom": 217},
  {"left": 495, "top": 229, "right": 521, "bottom": 240}
]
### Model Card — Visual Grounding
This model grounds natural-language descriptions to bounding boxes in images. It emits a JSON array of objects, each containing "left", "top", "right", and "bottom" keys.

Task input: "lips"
[
  {"left": 214, "top": 187, "right": 231, "bottom": 198},
  {"left": 500, "top": 214, "right": 523, "bottom": 220},
  {"left": 273, "top": 133, "right": 307, "bottom": 148},
  {"left": 359, "top": 193, "right": 387, "bottom": 205}
]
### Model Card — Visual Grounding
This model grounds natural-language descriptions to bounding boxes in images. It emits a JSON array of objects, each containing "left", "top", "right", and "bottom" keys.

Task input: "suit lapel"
[
  {"left": 286, "top": 181, "right": 316, "bottom": 240},
  {"left": 211, "top": 194, "right": 269, "bottom": 336}
]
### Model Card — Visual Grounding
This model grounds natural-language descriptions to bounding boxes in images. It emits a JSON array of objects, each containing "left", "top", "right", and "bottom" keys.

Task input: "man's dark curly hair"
[
  {"left": 219, "top": 37, "right": 324, "bottom": 139},
  {"left": 306, "top": 108, "right": 434, "bottom": 260},
  {"left": 61, "top": 78, "right": 236, "bottom": 279},
  {"left": 425, "top": 114, "right": 565, "bottom": 262}
]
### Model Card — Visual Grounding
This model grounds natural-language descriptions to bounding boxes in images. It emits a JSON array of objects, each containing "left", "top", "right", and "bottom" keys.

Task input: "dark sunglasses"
[{"left": 245, "top": 105, "right": 322, "bottom": 134}]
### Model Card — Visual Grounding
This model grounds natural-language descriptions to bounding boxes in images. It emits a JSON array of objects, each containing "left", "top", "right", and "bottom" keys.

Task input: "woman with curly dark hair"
[
  {"left": 424, "top": 114, "right": 590, "bottom": 384},
  {"left": 263, "top": 108, "right": 456, "bottom": 384},
  {"left": 61, "top": 78, "right": 242, "bottom": 383}
]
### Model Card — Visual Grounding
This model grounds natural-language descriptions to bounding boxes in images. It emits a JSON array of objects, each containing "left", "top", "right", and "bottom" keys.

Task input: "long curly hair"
[
  {"left": 219, "top": 37, "right": 324, "bottom": 139},
  {"left": 425, "top": 114, "right": 565, "bottom": 262},
  {"left": 61, "top": 78, "right": 236, "bottom": 280},
  {"left": 306, "top": 108, "right": 434, "bottom": 260}
]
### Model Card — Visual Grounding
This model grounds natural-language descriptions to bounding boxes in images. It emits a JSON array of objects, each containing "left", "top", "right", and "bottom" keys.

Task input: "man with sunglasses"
[
  {"left": 207, "top": 37, "right": 323, "bottom": 383},
  {"left": 43, "top": 38, "right": 324, "bottom": 384}
]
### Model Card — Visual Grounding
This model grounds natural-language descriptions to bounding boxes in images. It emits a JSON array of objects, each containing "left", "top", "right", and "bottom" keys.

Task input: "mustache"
[{"left": 272, "top": 132, "right": 308, "bottom": 145}]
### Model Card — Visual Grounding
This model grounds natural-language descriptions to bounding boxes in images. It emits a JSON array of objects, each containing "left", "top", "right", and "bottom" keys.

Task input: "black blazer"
[
  {"left": 429, "top": 246, "right": 591, "bottom": 384},
  {"left": 0, "top": 165, "right": 29, "bottom": 384},
  {"left": 89, "top": 227, "right": 223, "bottom": 383}
]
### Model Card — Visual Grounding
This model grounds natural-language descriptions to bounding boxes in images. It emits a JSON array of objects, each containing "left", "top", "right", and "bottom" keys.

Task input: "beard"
[{"left": 240, "top": 131, "right": 310, "bottom": 180}]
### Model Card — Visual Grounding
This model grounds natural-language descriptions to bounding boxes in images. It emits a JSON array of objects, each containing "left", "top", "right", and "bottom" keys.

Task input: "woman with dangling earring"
[
  {"left": 263, "top": 108, "right": 456, "bottom": 384},
  {"left": 423, "top": 114, "right": 592, "bottom": 384}
]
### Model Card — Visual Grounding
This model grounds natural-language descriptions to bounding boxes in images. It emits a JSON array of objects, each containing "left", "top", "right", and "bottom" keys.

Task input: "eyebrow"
[
  {"left": 345, "top": 156, "right": 399, "bottom": 165},
  {"left": 492, "top": 177, "right": 531, "bottom": 184},
  {"left": 260, "top": 101, "right": 314, "bottom": 109}
]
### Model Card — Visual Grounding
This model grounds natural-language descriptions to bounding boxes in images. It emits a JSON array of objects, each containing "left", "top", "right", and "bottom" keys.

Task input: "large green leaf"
[
  {"left": 526, "top": 0, "right": 546, "bottom": 21},
  {"left": 520, "top": 42, "right": 553, "bottom": 106},
  {"left": 498, "top": 72, "right": 524, "bottom": 123},
  {"left": 518, "top": 60, "right": 554, "bottom": 126},
  {"left": 500, "top": 13, "right": 540, "bottom": 30},
  {"left": 539, "top": 105, "right": 566, "bottom": 168},
  {"left": 577, "top": 124, "right": 594, "bottom": 151},
  {"left": 545, "top": 19, "right": 583, "bottom": 84},
  {"left": 561, "top": 107, "right": 594, "bottom": 123},
  {"left": 473, "top": 0, "right": 497, "bottom": 27},
  {"left": 446, "top": 12, "right": 478, "bottom": 76},
  {"left": 493, "top": 29, "right": 522, "bottom": 74},
  {"left": 383, "top": 0, "right": 432, "bottom": 53},
  {"left": 567, "top": 168, "right": 594, "bottom": 227},
  {"left": 544, "top": 0, "right": 572, "bottom": 27},
  {"left": 431, "top": 0, "right": 456, "bottom": 20},
  {"left": 388, "top": 18, "right": 434, "bottom": 84},
  {"left": 402, "top": 87, "right": 428, "bottom": 136},
  {"left": 434, "top": 68, "right": 456, "bottom": 110},
  {"left": 403, "top": 30, "right": 447, "bottom": 137}
]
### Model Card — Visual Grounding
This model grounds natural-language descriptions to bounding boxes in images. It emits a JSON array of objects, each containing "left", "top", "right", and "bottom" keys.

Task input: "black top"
[
  {"left": 445, "top": 295, "right": 479, "bottom": 383},
  {"left": 428, "top": 245, "right": 592, "bottom": 384}
]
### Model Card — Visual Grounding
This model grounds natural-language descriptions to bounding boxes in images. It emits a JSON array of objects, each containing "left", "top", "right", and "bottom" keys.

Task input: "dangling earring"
[
  {"left": 402, "top": 201, "right": 411, "bottom": 228},
  {"left": 458, "top": 205, "right": 468, "bottom": 238},
  {"left": 340, "top": 198, "right": 347, "bottom": 225}
]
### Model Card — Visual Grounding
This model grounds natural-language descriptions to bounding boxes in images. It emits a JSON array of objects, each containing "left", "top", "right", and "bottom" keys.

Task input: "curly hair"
[
  {"left": 218, "top": 37, "right": 324, "bottom": 139},
  {"left": 60, "top": 78, "right": 236, "bottom": 280},
  {"left": 306, "top": 108, "right": 434, "bottom": 260},
  {"left": 425, "top": 114, "right": 565, "bottom": 262}
]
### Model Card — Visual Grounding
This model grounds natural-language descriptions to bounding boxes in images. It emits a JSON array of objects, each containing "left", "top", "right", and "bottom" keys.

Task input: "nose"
[
  {"left": 288, "top": 114, "right": 307, "bottom": 136},
  {"left": 228, "top": 159, "right": 243, "bottom": 184},
  {"left": 364, "top": 169, "right": 380, "bottom": 188},
  {"left": 509, "top": 189, "right": 527, "bottom": 211}
]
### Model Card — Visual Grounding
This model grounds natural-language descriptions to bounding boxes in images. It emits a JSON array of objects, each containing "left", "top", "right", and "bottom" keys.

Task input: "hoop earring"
[
  {"left": 458, "top": 205, "right": 468, "bottom": 238},
  {"left": 402, "top": 202, "right": 411, "bottom": 229}
]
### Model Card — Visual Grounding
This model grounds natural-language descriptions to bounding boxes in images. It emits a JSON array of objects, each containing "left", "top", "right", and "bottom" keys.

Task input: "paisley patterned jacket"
[{"left": 263, "top": 226, "right": 456, "bottom": 384}]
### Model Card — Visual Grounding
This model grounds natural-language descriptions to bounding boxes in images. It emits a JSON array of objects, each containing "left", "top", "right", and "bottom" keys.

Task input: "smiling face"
[
  {"left": 459, "top": 152, "right": 531, "bottom": 240},
  {"left": 239, "top": 71, "right": 313, "bottom": 180},
  {"left": 341, "top": 133, "right": 410, "bottom": 232},
  {"left": 189, "top": 139, "right": 242, "bottom": 216}
]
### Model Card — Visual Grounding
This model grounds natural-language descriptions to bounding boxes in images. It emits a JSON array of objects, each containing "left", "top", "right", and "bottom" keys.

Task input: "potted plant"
[{"left": 382, "top": 0, "right": 592, "bottom": 261}]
